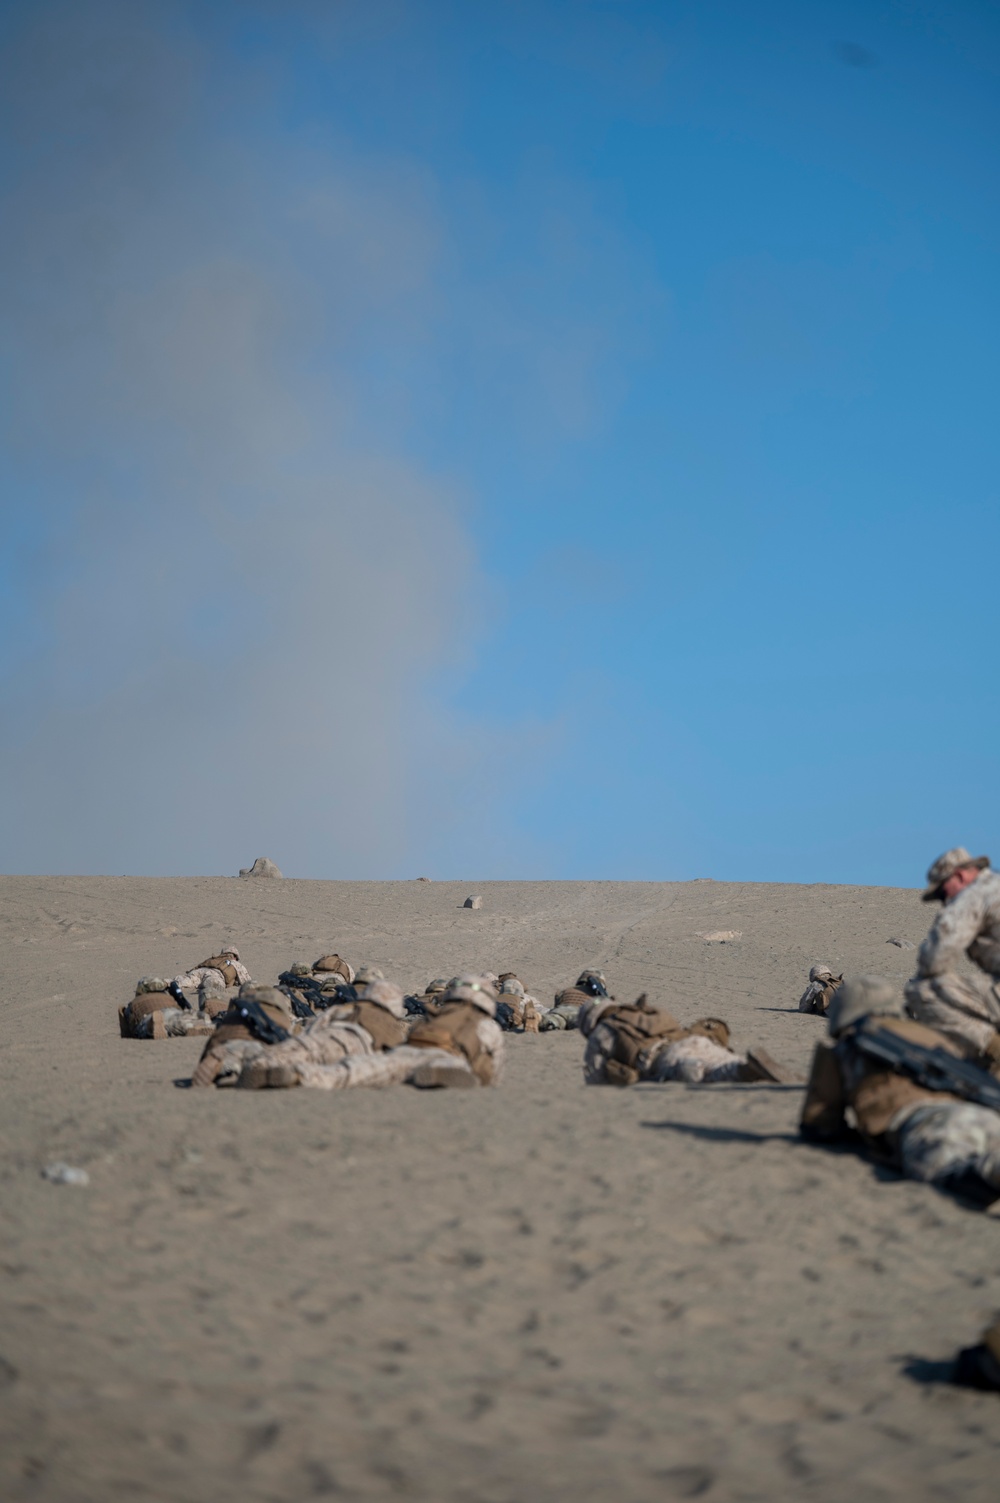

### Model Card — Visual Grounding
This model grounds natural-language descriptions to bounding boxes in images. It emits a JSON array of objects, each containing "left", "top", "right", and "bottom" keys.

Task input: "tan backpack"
[
  {"left": 604, "top": 995, "right": 684, "bottom": 1084},
  {"left": 408, "top": 1002, "right": 494, "bottom": 1084},
  {"left": 198, "top": 955, "right": 240, "bottom": 988}
]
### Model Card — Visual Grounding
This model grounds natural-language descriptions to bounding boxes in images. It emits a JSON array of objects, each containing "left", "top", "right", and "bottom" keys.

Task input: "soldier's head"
[
  {"left": 575, "top": 969, "right": 610, "bottom": 999},
  {"left": 441, "top": 974, "right": 498, "bottom": 1016},
  {"left": 288, "top": 961, "right": 312, "bottom": 977},
  {"left": 577, "top": 996, "right": 618, "bottom": 1037},
  {"left": 359, "top": 979, "right": 406, "bottom": 1018},
  {"left": 808, "top": 963, "right": 836, "bottom": 983},
  {"left": 135, "top": 975, "right": 169, "bottom": 996},
  {"left": 313, "top": 954, "right": 348, "bottom": 973},
  {"left": 424, "top": 978, "right": 448, "bottom": 996},
  {"left": 827, "top": 976, "right": 904, "bottom": 1038},
  {"left": 220, "top": 945, "right": 241, "bottom": 960},
  {"left": 238, "top": 983, "right": 294, "bottom": 1020},
  {"left": 353, "top": 964, "right": 385, "bottom": 986},
  {"left": 922, "top": 847, "right": 989, "bottom": 903},
  {"left": 500, "top": 977, "right": 525, "bottom": 997}
]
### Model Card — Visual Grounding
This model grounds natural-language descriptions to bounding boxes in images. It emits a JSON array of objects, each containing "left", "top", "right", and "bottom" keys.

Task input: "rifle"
[
  {"left": 854, "top": 1025, "right": 1000, "bottom": 1112},
  {"left": 233, "top": 999, "right": 291, "bottom": 1045},
  {"left": 167, "top": 979, "right": 192, "bottom": 1011},
  {"left": 277, "top": 972, "right": 353, "bottom": 1012},
  {"left": 278, "top": 985, "right": 316, "bottom": 1021}
]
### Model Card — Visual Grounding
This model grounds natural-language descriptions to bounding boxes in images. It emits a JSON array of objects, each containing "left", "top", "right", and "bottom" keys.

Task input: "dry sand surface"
[{"left": 1, "top": 875, "right": 999, "bottom": 1503}]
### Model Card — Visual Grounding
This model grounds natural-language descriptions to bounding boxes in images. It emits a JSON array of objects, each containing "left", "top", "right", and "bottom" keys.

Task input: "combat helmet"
[
  {"left": 827, "top": 976, "right": 904, "bottom": 1038},
  {"left": 441, "top": 974, "right": 498, "bottom": 1016}
]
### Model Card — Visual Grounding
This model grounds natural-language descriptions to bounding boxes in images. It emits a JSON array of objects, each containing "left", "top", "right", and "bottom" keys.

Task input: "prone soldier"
[
  {"left": 578, "top": 988, "right": 794, "bottom": 1085},
  {"left": 190, "top": 985, "right": 300, "bottom": 1086},
  {"left": 237, "top": 980, "right": 410, "bottom": 1089},
  {"left": 240, "top": 975, "right": 505, "bottom": 1091},
  {"left": 798, "top": 964, "right": 844, "bottom": 1016}
]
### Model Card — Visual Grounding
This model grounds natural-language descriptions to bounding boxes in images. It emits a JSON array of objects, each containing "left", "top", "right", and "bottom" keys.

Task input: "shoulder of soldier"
[
  {"left": 861, "top": 1014, "right": 963, "bottom": 1056},
  {"left": 949, "top": 869, "right": 1000, "bottom": 918}
]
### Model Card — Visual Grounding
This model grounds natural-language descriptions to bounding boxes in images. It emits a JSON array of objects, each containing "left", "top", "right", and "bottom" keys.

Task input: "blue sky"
[{"left": 0, "top": 0, "right": 997, "bottom": 883}]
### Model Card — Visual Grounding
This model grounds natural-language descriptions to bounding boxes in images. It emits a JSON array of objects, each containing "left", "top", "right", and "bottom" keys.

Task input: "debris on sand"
[
  {"left": 42, "top": 1162, "right": 89, "bottom": 1186},
  {"left": 886, "top": 937, "right": 916, "bottom": 949},
  {"left": 238, "top": 857, "right": 283, "bottom": 879},
  {"left": 698, "top": 930, "right": 742, "bottom": 943}
]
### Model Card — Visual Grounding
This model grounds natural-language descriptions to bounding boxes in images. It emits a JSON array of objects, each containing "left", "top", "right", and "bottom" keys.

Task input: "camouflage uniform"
[
  {"left": 118, "top": 977, "right": 216, "bottom": 1038},
  {"left": 258, "top": 976, "right": 505, "bottom": 1090},
  {"left": 237, "top": 981, "right": 409, "bottom": 1088},
  {"left": 797, "top": 964, "right": 844, "bottom": 1016},
  {"left": 579, "top": 994, "right": 788, "bottom": 1085},
  {"left": 541, "top": 969, "right": 608, "bottom": 1031},
  {"left": 905, "top": 851, "right": 1000, "bottom": 1065},
  {"left": 172, "top": 946, "right": 251, "bottom": 1003},
  {"left": 802, "top": 976, "right": 1000, "bottom": 1202},
  {"left": 190, "top": 985, "right": 299, "bottom": 1087}
]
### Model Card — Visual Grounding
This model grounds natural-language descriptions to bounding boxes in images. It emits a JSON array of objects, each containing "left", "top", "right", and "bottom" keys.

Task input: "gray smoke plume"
[{"left": 0, "top": 0, "right": 495, "bottom": 876}]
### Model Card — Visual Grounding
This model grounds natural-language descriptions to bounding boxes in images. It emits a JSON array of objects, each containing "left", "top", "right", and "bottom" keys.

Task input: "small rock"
[
  {"left": 238, "top": 857, "right": 283, "bottom": 879},
  {"left": 698, "top": 930, "right": 742, "bottom": 943},
  {"left": 464, "top": 895, "right": 483, "bottom": 910},
  {"left": 42, "top": 1162, "right": 89, "bottom": 1186},
  {"left": 886, "top": 938, "right": 916, "bottom": 950},
  {"left": 415, "top": 876, "right": 431, "bottom": 882}
]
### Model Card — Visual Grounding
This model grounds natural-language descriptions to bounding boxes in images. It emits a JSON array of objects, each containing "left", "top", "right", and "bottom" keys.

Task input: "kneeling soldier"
[{"left": 800, "top": 975, "right": 1000, "bottom": 1204}]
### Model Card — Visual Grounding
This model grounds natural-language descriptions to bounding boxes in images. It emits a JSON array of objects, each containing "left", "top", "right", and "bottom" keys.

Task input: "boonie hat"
[{"left": 922, "top": 847, "right": 989, "bottom": 902}]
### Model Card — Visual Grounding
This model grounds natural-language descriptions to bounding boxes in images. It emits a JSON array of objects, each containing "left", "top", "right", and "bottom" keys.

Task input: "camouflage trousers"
[
  {"left": 134, "top": 1007, "right": 214, "bottom": 1039},
  {"left": 647, "top": 1034, "right": 746, "bottom": 1084},
  {"left": 294, "top": 1045, "right": 470, "bottom": 1091},
  {"left": 210, "top": 1020, "right": 375, "bottom": 1085},
  {"left": 891, "top": 1100, "right": 1000, "bottom": 1193},
  {"left": 584, "top": 1026, "right": 744, "bottom": 1084},
  {"left": 904, "top": 972, "right": 1000, "bottom": 1060}
]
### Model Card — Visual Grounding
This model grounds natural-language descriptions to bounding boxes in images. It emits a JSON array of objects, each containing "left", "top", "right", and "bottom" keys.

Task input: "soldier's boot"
[
  {"left": 738, "top": 1048, "right": 801, "bottom": 1085},
  {"left": 190, "top": 1051, "right": 223, "bottom": 1088},
  {"left": 237, "top": 1058, "right": 302, "bottom": 1090},
  {"left": 523, "top": 1001, "right": 540, "bottom": 1034},
  {"left": 954, "top": 1321, "right": 1000, "bottom": 1390},
  {"left": 148, "top": 1010, "right": 168, "bottom": 1040},
  {"left": 411, "top": 1063, "right": 478, "bottom": 1089}
]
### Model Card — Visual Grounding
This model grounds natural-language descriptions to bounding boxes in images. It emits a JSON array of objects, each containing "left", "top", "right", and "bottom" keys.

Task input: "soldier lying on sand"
[
  {"left": 540, "top": 969, "right": 609, "bottom": 1031},
  {"left": 797, "top": 964, "right": 844, "bottom": 1016},
  {"left": 801, "top": 975, "right": 1000, "bottom": 1205},
  {"left": 224, "top": 979, "right": 410, "bottom": 1089},
  {"left": 191, "top": 984, "right": 304, "bottom": 1086},
  {"left": 119, "top": 944, "right": 252, "bottom": 1037},
  {"left": 578, "top": 988, "right": 796, "bottom": 1086},
  {"left": 237, "top": 974, "right": 505, "bottom": 1090},
  {"left": 905, "top": 846, "right": 1000, "bottom": 1070}
]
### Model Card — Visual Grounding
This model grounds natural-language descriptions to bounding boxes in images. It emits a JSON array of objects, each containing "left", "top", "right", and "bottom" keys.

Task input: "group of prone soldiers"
[{"left": 115, "top": 841, "right": 1000, "bottom": 1388}]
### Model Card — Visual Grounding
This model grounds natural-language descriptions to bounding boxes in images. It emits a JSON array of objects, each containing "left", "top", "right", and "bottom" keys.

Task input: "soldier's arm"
[
  {"left": 917, "top": 885, "right": 987, "bottom": 977},
  {"left": 799, "top": 1042, "right": 848, "bottom": 1141}
]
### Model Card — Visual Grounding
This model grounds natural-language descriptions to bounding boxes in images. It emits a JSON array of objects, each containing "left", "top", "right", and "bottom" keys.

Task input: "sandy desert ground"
[{"left": 1, "top": 875, "right": 998, "bottom": 1503}]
